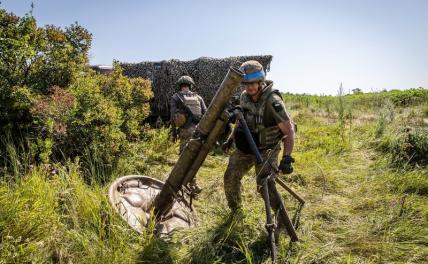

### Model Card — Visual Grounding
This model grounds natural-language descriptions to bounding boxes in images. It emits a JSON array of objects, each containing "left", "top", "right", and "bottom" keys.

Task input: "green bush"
[
  {"left": 28, "top": 67, "right": 153, "bottom": 180},
  {"left": 99, "top": 65, "right": 153, "bottom": 141},
  {"left": 0, "top": 8, "right": 153, "bottom": 174},
  {"left": 0, "top": 9, "right": 91, "bottom": 132},
  {"left": 374, "top": 100, "right": 395, "bottom": 138},
  {"left": 378, "top": 127, "right": 428, "bottom": 168}
]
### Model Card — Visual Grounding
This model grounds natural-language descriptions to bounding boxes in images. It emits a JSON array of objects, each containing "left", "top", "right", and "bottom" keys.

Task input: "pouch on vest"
[
  {"left": 259, "top": 126, "right": 282, "bottom": 148},
  {"left": 182, "top": 94, "right": 202, "bottom": 119}
]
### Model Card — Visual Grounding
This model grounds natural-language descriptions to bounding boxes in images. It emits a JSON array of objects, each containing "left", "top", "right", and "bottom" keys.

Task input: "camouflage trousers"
[
  {"left": 179, "top": 124, "right": 196, "bottom": 153},
  {"left": 179, "top": 124, "right": 200, "bottom": 188},
  {"left": 224, "top": 148, "right": 285, "bottom": 221}
]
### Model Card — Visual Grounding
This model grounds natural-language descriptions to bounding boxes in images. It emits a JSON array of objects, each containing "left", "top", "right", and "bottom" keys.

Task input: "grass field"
[{"left": 1, "top": 89, "right": 427, "bottom": 263}]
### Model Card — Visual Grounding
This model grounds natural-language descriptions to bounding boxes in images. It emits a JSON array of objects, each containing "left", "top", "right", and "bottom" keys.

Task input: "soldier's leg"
[
  {"left": 179, "top": 124, "right": 204, "bottom": 192},
  {"left": 223, "top": 150, "right": 254, "bottom": 211},
  {"left": 179, "top": 124, "right": 196, "bottom": 153}
]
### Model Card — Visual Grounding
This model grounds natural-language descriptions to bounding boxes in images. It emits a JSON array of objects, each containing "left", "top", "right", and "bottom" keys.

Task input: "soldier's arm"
[
  {"left": 170, "top": 95, "right": 178, "bottom": 120},
  {"left": 278, "top": 121, "right": 294, "bottom": 156},
  {"left": 267, "top": 95, "right": 294, "bottom": 156},
  {"left": 222, "top": 120, "right": 238, "bottom": 153},
  {"left": 199, "top": 96, "right": 207, "bottom": 115}
]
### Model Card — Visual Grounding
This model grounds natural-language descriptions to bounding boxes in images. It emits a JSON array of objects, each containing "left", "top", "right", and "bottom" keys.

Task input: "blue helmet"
[{"left": 239, "top": 60, "right": 265, "bottom": 83}]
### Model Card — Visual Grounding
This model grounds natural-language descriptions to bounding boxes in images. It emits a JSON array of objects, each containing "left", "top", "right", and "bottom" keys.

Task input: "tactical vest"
[
  {"left": 238, "top": 84, "right": 283, "bottom": 150},
  {"left": 178, "top": 92, "right": 202, "bottom": 119}
]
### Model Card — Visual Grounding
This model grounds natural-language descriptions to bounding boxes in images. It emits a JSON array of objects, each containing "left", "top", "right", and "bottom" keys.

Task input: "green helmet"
[
  {"left": 239, "top": 60, "right": 265, "bottom": 83},
  {"left": 177, "top": 75, "right": 195, "bottom": 87}
]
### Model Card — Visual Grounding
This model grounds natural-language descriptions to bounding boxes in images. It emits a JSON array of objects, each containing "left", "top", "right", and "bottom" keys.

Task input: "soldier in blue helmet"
[{"left": 223, "top": 60, "right": 296, "bottom": 231}]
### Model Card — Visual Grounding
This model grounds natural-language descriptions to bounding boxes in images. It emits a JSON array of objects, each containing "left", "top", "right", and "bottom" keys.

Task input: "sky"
[{"left": 2, "top": 0, "right": 427, "bottom": 95}]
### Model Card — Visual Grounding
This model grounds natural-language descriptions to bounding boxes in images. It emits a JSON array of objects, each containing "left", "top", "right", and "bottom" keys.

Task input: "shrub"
[
  {"left": 0, "top": 8, "right": 153, "bottom": 174},
  {"left": 0, "top": 9, "right": 91, "bottom": 133},
  {"left": 99, "top": 65, "right": 153, "bottom": 140},
  {"left": 378, "top": 127, "right": 428, "bottom": 168},
  {"left": 374, "top": 100, "right": 395, "bottom": 138},
  {"left": 28, "top": 67, "right": 152, "bottom": 175}
]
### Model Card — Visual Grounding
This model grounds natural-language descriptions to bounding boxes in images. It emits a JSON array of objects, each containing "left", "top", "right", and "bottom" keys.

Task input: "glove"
[{"left": 279, "top": 155, "right": 295, "bottom": 174}]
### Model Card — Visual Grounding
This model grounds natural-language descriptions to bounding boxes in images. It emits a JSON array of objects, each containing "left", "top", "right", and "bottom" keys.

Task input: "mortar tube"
[
  {"left": 197, "top": 67, "right": 244, "bottom": 135},
  {"left": 182, "top": 111, "right": 230, "bottom": 186},
  {"left": 153, "top": 137, "right": 203, "bottom": 217},
  {"left": 153, "top": 67, "right": 244, "bottom": 217}
]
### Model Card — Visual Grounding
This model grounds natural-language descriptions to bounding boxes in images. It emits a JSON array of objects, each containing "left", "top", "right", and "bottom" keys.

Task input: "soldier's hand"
[
  {"left": 169, "top": 126, "right": 178, "bottom": 142},
  {"left": 279, "top": 155, "right": 295, "bottom": 174},
  {"left": 221, "top": 139, "right": 233, "bottom": 153}
]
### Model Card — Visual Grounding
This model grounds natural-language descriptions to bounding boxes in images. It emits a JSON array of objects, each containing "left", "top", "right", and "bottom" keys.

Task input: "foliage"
[
  {"left": 0, "top": 162, "right": 142, "bottom": 263},
  {"left": 28, "top": 67, "right": 153, "bottom": 177},
  {"left": 99, "top": 65, "right": 153, "bottom": 141},
  {"left": 378, "top": 127, "right": 428, "bottom": 168},
  {"left": 0, "top": 8, "right": 91, "bottom": 131},
  {"left": 282, "top": 87, "right": 428, "bottom": 112},
  {"left": 1, "top": 93, "right": 427, "bottom": 263},
  {"left": 0, "top": 8, "right": 153, "bottom": 171},
  {"left": 0, "top": 6, "right": 427, "bottom": 264}
]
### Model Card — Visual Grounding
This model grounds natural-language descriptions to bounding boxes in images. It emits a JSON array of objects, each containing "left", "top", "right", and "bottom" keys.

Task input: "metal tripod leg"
[
  {"left": 260, "top": 177, "right": 278, "bottom": 264},
  {"left": 269, "top": 177, "right": 299, "bottom": 242}
]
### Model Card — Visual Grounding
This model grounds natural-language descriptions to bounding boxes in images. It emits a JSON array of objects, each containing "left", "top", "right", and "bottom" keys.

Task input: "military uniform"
[
  {"left": 170, "top": 90, "right": 207, "bottom": 152},
  {"left": 223, "top": 80, "right": 290, "bottom": 211}
]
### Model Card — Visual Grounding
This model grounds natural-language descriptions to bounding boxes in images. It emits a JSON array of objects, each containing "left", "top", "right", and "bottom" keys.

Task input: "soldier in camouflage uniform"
[
  {"left": 170, "top": 75, "right": 207, "bottom": 192},
  {"left": 223, "top": 61, "right": 295, "bottom": 225},
  {"left": 170, "top": 75, "right": 207, "bottom": 152}
]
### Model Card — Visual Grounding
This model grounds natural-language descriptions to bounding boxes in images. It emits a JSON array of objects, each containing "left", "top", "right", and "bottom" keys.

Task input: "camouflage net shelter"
[{"left": 120, "top": 55, "right": 273, "bottom": 121}]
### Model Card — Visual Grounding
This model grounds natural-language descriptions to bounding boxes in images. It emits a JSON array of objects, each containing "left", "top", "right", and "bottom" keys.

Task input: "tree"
[
  {"left": 0, "top": 7, "right": 153, "bottom": 167},
  {"left": 0, "top": 8, "right": 92, "bottom": 132},
  {"left": 352, "top": 88, "right": 363, "bottom": 94}
]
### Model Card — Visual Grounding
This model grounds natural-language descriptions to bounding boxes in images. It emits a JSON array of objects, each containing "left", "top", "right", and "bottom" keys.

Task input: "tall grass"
[
  {"left": 375, "top": 100, "right": 395, "bottom": 138},
  {"left": 0, "top": 161, "right": 144, "bottom": 263},
  {"left": 81, "top": 146, "right": 113, "bottom": 184},
  {"left": 0, "top": 133, "right": 36, "bottom": 182},
  {"left": 0, "top": 90, "right": 427, "bottom": 263}
]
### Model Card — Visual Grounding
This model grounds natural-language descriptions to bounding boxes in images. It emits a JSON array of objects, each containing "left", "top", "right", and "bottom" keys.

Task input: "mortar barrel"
[
  {"left": 153, "top": 138, "right": 203, "bottom": 216},
  {"left": 197, "top": 67, "right": 244, "bottom": 135},
  {"left": 182, "top": 111, "right": 230, "bottom": 186},
  {"left": 153, "top": 67, "right": 244, "bottom": 217}
]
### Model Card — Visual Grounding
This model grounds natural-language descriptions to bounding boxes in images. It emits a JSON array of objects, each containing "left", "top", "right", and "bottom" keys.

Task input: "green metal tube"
[
  {"left": 182, "top": 111, "right": 230, "bottom": 186},
  {"left": 153, "top": 67, "right": 243, "bottom": 217},
  {"left": 197, "top": 67, "right": 244, "bottom": 135}
]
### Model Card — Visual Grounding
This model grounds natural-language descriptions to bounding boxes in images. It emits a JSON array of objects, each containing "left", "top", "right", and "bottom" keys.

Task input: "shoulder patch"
[{"left": 272, "top": 101, "right": 284, "bottom": 112}]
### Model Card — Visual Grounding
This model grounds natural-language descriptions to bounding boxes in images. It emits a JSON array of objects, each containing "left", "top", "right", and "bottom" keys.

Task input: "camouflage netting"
[{"left": 120, "top": 55, "right": 273, "bottom": 120}]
